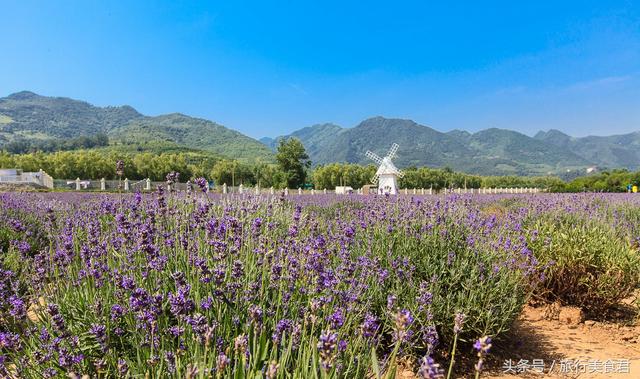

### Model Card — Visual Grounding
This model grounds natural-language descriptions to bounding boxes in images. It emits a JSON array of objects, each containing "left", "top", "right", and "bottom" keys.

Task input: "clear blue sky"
[{"left": 1, "top": 1, "right": 639, "bottom": 138}]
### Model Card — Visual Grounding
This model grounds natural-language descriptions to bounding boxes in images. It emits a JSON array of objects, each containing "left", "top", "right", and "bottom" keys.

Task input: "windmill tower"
[{"left": 366, "top": 143, "right": 404, "bottom": 195}]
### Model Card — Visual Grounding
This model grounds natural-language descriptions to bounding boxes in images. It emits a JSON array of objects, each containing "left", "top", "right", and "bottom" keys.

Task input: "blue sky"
[{"left": 1, "top": 1, "right": 639, "bottom": 138}]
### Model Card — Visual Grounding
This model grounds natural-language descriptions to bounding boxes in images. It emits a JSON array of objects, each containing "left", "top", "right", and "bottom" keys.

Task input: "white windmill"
[{"left": 366, "top": 143, "right": 404, "bottom": 195}]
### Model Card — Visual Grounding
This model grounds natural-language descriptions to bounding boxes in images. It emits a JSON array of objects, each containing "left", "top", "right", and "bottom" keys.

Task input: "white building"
[{"left": 0, "top": 168, "right": 54, "bottom": 189}]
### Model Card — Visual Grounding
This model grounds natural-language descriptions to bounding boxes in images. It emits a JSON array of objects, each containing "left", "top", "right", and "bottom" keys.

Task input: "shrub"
[
  {"left": 527, "top": 212, "right": 640, "bottom": 313},
  {"left": 0, "top": 192, "right": 534, "bottom": 378}
]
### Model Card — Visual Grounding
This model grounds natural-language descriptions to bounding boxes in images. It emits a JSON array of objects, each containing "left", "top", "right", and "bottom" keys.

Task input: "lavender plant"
[{"left": 0, "top": 191, "right": 635, "bottom": 377}]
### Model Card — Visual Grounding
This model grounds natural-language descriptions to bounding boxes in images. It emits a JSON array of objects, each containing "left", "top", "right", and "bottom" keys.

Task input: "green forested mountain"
[
  {"left": 264, "top": 117, "right": 593, "bottom": 176},
  {"left": 0, "top": 91, "right": 141, "bottom": 142},
  {"left": 109, "top": 113, "right": 273, "bottom": 161},
  {"left": 0, "top": 91, "right": 273, "bottom": 161},
  {"left": 3, "top": 91, "right": 638, "bottom": 176},
  {"left": 534, "top": 129, "right": 640, "bottom": 171}
]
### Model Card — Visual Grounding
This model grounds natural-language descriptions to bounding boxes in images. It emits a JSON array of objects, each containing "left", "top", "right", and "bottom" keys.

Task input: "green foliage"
[
  {"left": 109, "top": 114, "right": 274, "bottom": 162},
  {"left": 400, "top": 167, "right": 482, "bottom": 189},
  {"left": 3, "top": 133, "right": 109, "bottom": 154},
  {"left": 560, "top": 169, "right": 640, "bottom": 192},
  {"left": 276, "top": 138, "right": 311, "bottom": 189},
  {"left": 311, "top": 164, "right": 562, "bottom": 191},
  {"left": 2, "top": 193, "right": 531, "bottom": 378},
  {"left": 480, "top": 175, "right": 565, "bottom": 190},
  {"left": 312, "top": 163, "right": 376, "bottom": 189},
  {"left": 0, "top": 91, "right": 140, "bottom": 140},
  {"left": 527, "top": 212, "right": 640, "bottom": 313},
  {"left": 0, "top": 92, "right": 274, "bottom": 163},
  {"left": 0, "top": 150, "right": 217, "bottom": 181}
]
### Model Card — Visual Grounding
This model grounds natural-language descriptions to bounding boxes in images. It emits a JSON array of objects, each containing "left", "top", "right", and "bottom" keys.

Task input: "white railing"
[{"left": 0, "top": 170, "right": 54, "bottom": 189}]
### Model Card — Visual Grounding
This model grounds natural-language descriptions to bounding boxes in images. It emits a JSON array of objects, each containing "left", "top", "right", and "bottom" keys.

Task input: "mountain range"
[
  {"left": 262, "top": 118, "right": 640, "bottom": 176},
  {"left": 0, "top": 91, "right": 272, "bottom": 160},
  {"left": 1, "top": 91, "right": 638, "bottom": 176}
]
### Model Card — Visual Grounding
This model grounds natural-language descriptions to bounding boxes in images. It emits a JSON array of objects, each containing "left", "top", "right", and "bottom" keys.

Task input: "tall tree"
[{"left": 276, "top": 138, "right": 311, "bottom": 189}]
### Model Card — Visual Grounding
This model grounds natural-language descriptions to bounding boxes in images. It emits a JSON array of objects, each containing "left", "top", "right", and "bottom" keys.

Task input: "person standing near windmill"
[{"left": 365, "top": 143, "right": 404, "bottom": 195}]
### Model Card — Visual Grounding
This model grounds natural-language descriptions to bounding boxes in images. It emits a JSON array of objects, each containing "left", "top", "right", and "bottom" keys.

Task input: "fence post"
[
  {"left": 298, "top": 187, "right": 302, "bottom": 195},
  {"left": 124, "top": 178, "right": 129, "bottom": 191},
  {"left": 284, "top": 188, "right": 289, "bottom": 196},
  {"left": 223, "top": 183, "right": 228, "bottom": 194},
  {"left": 100, "top": 178, "right": 106, "bottom": 191},
  {"left": 270, "top": 186, "right": 274, "bottom": 195}
]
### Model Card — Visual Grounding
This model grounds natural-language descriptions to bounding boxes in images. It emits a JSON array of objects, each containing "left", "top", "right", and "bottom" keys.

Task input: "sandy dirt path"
[{"left": 484, "top": 306, "right": 640, "bottom": 379}]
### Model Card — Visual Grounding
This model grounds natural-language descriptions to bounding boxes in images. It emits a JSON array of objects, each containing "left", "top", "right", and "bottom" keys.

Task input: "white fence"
[
  {"left": 220, "top": 185, "right": 543, "bottom": 196},
  {"left": 46, "top": 178, "right": 543, "bottom": 195}
]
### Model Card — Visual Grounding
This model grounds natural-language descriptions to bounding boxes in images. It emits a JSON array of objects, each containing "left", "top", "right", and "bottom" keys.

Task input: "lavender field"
[{"left": 1, "top": 190, "right": 639, "bottom": 378}]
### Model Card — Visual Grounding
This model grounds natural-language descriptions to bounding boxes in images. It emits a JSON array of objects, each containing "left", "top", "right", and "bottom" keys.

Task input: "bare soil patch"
[{"left": 483, "top": 305, "right": 640, "bottom": 379}]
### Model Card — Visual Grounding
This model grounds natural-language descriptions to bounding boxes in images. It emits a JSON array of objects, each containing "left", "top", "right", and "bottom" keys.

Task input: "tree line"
[
  {"left": 3, "top": 133, "right": 110, "bottom": 154},
  {"left": 0, "top": 138, "right": 310, "bottom": 188},
  {"left": 1, "top": 136, "right": 635, "bottom": 191}
]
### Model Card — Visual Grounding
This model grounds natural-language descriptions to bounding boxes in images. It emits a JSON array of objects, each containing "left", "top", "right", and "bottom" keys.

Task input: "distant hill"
[
  {"left": 534, "top": 129, "right": 640, "bottom": 171},
  {"left": 0, "top": 91, "right": 273, "bottom": 161},
  {"left": 263, "top": 117, "right": 594, "bottom": 176},
  {"left": 0, "top": 91, "right": 141, "bottom": 142},
  {"left": 109, "top": 113, "right": 273, "bottom": 161},
  {"left": 3, "top": 91, "right": 638, "bottom": 176}
]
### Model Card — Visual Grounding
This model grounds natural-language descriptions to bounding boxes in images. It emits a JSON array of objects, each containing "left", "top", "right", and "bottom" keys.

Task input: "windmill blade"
[
  {"left": 370, "top": 173, "right": 380, "bottom": 185},
  {"left": 386, "top": 143, "right": 399, "bottom": 159},
  {"left": 395, "top": 169, "right": 405, "bottom": 178},
  {"left": 365, "top": 151, "right": 383, "bottom": 164}
]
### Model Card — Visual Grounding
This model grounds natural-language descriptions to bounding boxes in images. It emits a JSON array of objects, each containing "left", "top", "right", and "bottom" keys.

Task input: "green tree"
[{"left": 276, "top": 138, "right": 311, "bottom": 189}]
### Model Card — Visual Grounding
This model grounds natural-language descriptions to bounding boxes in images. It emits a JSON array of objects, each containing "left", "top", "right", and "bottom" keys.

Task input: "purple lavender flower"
[
  {"left": 129, "top": 288, "right": 151, "bottom": 311},
  {"left": 317, "top": 330, "right": 338, "bottom": 370},
  {"left": 167, "top": 325, "right": 185, "bottom": 338},
  {"left": 248, "top": 304, "right": 263, "bottom": 326},
  {"left": 453, "top": 312, "right": 466, "bottom": 334},
  {"left": 195, "top": 177, "right": 208, "bottom": 193},
  {"left": 265, "top": 361, "right": 279, "bottom": 379},
  {"left": 216, "top": 352, "right": 230, "bottom": 372},
  {"left": 234, "top": 334, "right": 248, "bottom": 356},
  {"left": 338, "top": 340, "right": 347, "bottom": 352},
  {"left": 0, "top": 332, "right": 20, "bottom": 350},
  {"left": 116, "top": 160, "right": 124, "bottom": 177},
  {"left": 327, "top": 308, "right": 345, "bottom": 329},
  {"left": 360, "top": 313, "right": 379, "bottom": 339},
  {"left": 47, "top": 304, "right": 67, "bottom": 335},
  {"left": 164, "top": 351, "right": 176, "bottom": 373},
  {"left": 272, "top": 319, "right": 293, "bottom": 344},
  {"left": 168, "top": 285, "right": 195, "bottom": 316},
  {"left": 387, "top": 294, "right": 397, "bottom": 309},
  {"left": 422, "top": 325, "right": 439, "bottom": 354},
  {"left": 89, "top": 324, "right": 108, "bottom": 352},
  {"left": 8, "top": 295, "right": 26, "bottom": 319},
  {"left": 474, "top": 336, "right": 492, "bottom": 373},
  {"left": 117, "top": 359, "right": 129, "bottom": 376},
  {"left": 111, "top": 304, "right": 126, "bottom": 321},
  {"left": 417, "top": 355, "right": 444, "bottom": 379}
]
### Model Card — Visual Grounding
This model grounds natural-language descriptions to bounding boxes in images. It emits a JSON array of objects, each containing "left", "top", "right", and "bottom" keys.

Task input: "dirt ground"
[
  {"left": 395, "top": 301, "right": 640, "bottom": 379},
  {"left": 483, "top": 304, "right": 640, "bottom": 379}
]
